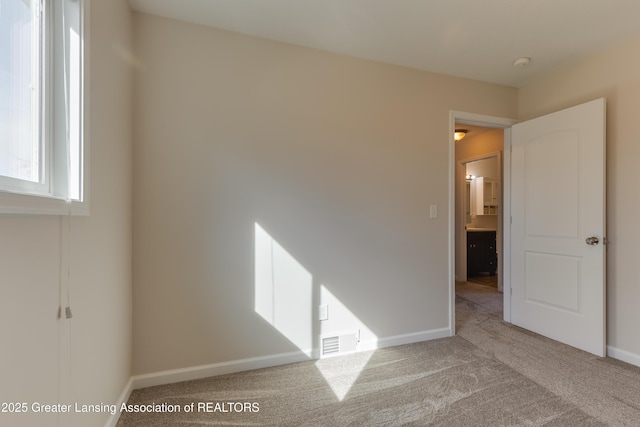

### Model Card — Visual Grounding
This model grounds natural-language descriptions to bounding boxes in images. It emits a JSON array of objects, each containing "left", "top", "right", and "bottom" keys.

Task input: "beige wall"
[
  {"left": 132, "top": 12, "right": 517, "bottom": 374},
  {"left": 518, "top": 37, "right": 640, "bottom": 359},
  {"left": 0, "top": 1, "right": 134, "bottom": 426}
]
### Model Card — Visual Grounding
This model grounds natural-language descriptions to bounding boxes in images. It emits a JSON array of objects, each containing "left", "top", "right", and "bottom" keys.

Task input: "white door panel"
[
  {"left": 524, "top": 252, "right": 581, "bottom": 313},
  {"left": 525, "top": 131, "right": 579, "bottom": 238},
  {"left": 511, "top": 98, "right": 606, "bottom": 357}
]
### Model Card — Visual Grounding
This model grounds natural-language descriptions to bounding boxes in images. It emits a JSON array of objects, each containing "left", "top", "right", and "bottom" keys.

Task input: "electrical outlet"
[{"left": 319, "top": 304, "right": 328, "bottom": 321}]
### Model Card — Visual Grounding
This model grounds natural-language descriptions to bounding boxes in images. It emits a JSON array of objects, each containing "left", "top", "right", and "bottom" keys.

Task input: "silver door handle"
[{"left": 585, "top": 236, "right": 599, "bottom": 246}]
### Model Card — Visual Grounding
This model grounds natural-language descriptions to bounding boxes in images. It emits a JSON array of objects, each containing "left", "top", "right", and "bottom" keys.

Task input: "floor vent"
[
  {"left": 322, "top": 332, "right": 358, "bottom": 357},
  {"left": 322, "top": 336, "right": 340, "bottom": 356}
]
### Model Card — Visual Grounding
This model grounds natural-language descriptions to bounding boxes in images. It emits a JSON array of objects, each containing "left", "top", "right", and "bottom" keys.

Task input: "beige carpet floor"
[
  {"left": 456, "top": 284, "right": 640, "bottom": 426},
  {"left": 456, "top": 281, "right": 503, "bottom": 317},
  {"left": 117, "top": 284, "right": 640, "bottom": 426}
]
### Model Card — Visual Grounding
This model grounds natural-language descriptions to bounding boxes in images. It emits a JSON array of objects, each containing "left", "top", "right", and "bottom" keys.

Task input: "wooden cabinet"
[
  {"left": 467, "top": 230, "right": 497, "bottom": 276},
  {"left": 475, "top": 177, "right": 498, "bottom": 215}
]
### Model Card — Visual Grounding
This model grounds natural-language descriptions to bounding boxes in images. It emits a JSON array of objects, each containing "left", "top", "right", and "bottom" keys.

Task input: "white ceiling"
[{"left": 127, "top": 0, "right": 640, "bottom": 88}]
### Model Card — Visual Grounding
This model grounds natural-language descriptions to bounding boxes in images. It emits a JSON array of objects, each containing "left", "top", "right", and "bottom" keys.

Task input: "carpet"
[
  {"left": 456, "top": 295, "right": 640, "bottom": 426},
  {"left": 118, "top": 331, "right": 606, "bottom": 425},
  {"left": 117, "top": 283, "right": 640, "bottom": 426},
  {"left": 455, "top": 281, "right": 503, "bottom": 318}
]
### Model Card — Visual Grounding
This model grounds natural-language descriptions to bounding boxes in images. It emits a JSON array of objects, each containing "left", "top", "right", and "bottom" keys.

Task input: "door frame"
[{"left": 448, "top": 111, "right": 516, "bottom": 335}]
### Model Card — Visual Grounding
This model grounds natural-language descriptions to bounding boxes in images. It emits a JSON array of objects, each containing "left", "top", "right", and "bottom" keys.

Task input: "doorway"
[
  {"left": 448, "top": 112, "right": 515, "bottom": 334},
  {"left": 454, "top": 126, "right": 504, "bottom": 324}
]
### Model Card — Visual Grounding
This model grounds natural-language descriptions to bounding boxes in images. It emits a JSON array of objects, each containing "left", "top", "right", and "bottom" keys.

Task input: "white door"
[{"left": 510, "top": 98, "right": 606, "bottom": 357}]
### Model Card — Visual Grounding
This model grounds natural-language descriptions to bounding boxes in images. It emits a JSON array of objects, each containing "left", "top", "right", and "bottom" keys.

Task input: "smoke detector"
[{"left": 513, "top": 57, "right": 532, "bottom": 69}]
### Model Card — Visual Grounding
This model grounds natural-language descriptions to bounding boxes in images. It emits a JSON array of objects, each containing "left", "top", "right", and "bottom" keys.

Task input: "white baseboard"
[
  {"left": 132, "top": 349, "right": 315, "bottom": 390},
  {"left": 358, "top": 327, "right": 452, "bottom": 352},
  {"left": 607, "top": 345, "right": 640, "bottom": 368},
  {"left": 131, "top": 327, "right": 451, "bottom": 391},
  {"left": 104, "top": 377, "right": 133, "bottom": 427}
]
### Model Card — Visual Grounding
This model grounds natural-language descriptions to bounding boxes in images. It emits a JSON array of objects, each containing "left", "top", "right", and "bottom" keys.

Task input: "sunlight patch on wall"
[
  {"left": 254, "top": 223, "right": 313, "bottom": 356},
  {"left": 254, "top": 223, "right": 379, "bottom": 400},
  {"left": 315, "top": 285, "right": 377, "bottom": 401}
]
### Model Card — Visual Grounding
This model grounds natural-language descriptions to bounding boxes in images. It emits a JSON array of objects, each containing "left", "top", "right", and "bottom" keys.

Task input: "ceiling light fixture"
[{"left": 454, "top": 129, "right": 468, "bottom": 142}]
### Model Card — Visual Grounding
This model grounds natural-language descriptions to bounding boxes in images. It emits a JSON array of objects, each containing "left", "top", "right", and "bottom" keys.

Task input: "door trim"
[{"left": 448, "top": 111, "right": 516, "bottom": 335}]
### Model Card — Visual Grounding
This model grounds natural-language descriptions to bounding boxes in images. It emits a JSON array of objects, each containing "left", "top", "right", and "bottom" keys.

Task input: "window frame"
[{"left": 0, "top": 0, "right": 89, "bottom": 215}]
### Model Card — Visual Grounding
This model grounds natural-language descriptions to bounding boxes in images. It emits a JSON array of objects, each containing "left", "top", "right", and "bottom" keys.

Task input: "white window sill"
[{"left": 0, "top": 191, "right": 89, "bottom": 216}]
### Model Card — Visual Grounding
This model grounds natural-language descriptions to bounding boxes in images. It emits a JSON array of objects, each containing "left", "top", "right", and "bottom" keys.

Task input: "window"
[{"left": 0, "top": 0, "right": 87, "bottom": 214}]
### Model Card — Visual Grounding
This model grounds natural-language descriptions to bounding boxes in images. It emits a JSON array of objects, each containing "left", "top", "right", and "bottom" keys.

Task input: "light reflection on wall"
[
  {"left": 254, "top": 222, "right": 378, "bottom": 401},
  {"left": 254, "top": 223, "right": 313, "bottom": 356},
  {"left": 316, "top": 284, "right": 376, "bottom": 401}
]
